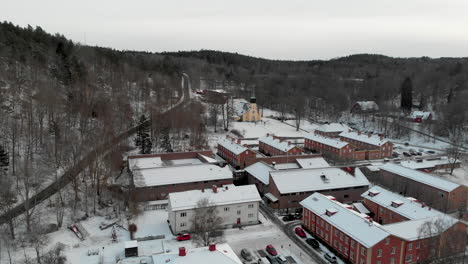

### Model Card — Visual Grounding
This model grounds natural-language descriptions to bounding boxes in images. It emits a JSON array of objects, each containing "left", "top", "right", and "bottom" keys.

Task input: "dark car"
[
  {"left": 282, "top": 214, "right": 295, "bottom": 221},
  {"left": 426, "top": 150, "right": 436, "bottom": 154},
  {"left": 240, "top": 248, "right": 253, "bottom": 261},
  {"left": 306, "top": 238, "right": 320, "bottom": 249},
  {"left": 176, "top": 233, "right": 191, "bottom": 241},
  {"left": 403, "top": 152, "right": 411, "bottom": 157},
  {"left": 266, "top": 255, "right": 280, "bottom": 264},
  {"left": 266, "top": 245, "right": 278, "bottom": 256},
  {"left": 392, "top": 152, "right": 399, "bottom": 158},
  {"left": 416, "top": 152, "right": 422, "bottom": 156},
  {"left": 324, "top": 252, "right": 338, "bottom": 263}
]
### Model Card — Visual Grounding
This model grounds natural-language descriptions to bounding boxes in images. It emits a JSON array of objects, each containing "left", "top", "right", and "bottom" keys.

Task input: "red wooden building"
[
  {"left": 314, "top": 123, "right": 351, "bottom": 138},
  {"left": 217, "top": 136, "right": 255, "bottom": 169},
  {"left": 304, "top": 133, "right": 355, "bottom": 160},
  {"left": 339, "top": 131, "right": 393, "bottom": 159},
  {"left": 258, "top": 134, "right": 302, "bottom": 156}
]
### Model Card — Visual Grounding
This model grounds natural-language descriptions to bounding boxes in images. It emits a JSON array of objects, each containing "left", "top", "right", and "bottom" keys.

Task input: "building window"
[
  {"left": 344, "top": 194, "right": 349, "bottom": 199},
  {"left": 390, "top": 257, "right": 395, "bottom": 264},
  {"left": 360, "top": 260, "right": 365, "bottom": 264},
  {"left": 326, "top": 224, "right": 329, "bottom": 231},
  {"left": 385, "top": 237, "right": 390, "bottom": 245},
  {"left": 340, "top": 233, "right": 344, "bottom": 241},
  {"left": 345, "top": 237, "right": 349, "bottom": 244},
  {"left": 408, "top": 243, "right": 412, "bottom": 251},
  {"left": 416, "top": 241, "right": 420, "bottom": 249},
  {"left": 335, "top": 229, "right": 338, "bottom": 237},
  {"left": 361, "top": 247, "right": 365, "bottom": 255},
  {"left": 350, "top": 252, "right": 354, "bottom": 259},
  {"left": 248, "top": 213, "right": 254, "bottom": 218},
  {"left": 391, "top": 247, "right": 396, "bottom": 255},
  {"left": 180, "top": 222, "right": 186, "bottom": 227},
  {"left": 377, "top": 261, "right": 381, "bottom": 264},
  {"left": 180, "top": 212, "right": 187, "bottom": 217},
  {"left": 224, "top": 207, "right": 230, "bottom": 212},
  {"left": 351, "top": 240, "right": 355, "bottom": 248},
  {"left": 325, "top": 234, "right": 329, "bottom": 241},
  {"left": 237, "top": 210, "right": 241, "bottom": 215},
  {"left": 377, "top": 249, "right": 382, "bottom": 257},
  {"left": 405, "top": 254, "right": 412, "bottom": 262},
  {"left": 248, "top": 204, "right": 254, "bottom": 209}
]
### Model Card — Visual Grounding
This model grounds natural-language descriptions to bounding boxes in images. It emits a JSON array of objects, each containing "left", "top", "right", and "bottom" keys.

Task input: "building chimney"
[
  {"left": 212, "top": 185, "right": 218, "bottom": 193},
  {"left": 243, "top": 144, "right": 248, "bottom": 147},
  {"left": 237, "top": 139, "right": 241, "bottom": 144},
  {"left": 280, "top": 138, "right": 284, "bottom": 142},
  {"left": 358, "top": 131, "right": 361, "bottom": 135},
  {"left": 267, "top": 133, "right": 270, "bottom": 137},
  {"left": 225, "top": 186, "right": 229, "bottom": 190},
  {"left": 202, "top": 188, "right": 205, "bottom": 192},
  {"left": 379, "top": 134, "right": 384, "bottom": 140},
  {"left": 226, "top": 135, "right": 229, "bottom": 139},
  {"left": 288, "top": 141, "right": 291, "bottom": 146},
  {"left": 209, "top": 244, "right": 216, "bottom": 251},
  {"left": 368, "top": 132, "right": 372, "bottom": 138},
  {"left": 272, "top": 161, "right": 276, "bottom": 167},
  {"left": 179, "top": 247, "right": 186, "bottom": 256},
  {"left": 232, "top": 137, "right": 235, "bottom": 142}
]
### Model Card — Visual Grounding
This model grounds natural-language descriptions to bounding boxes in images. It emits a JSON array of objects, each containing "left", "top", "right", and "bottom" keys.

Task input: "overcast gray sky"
[{"left": 2, "top": 0, "right": 468, "bottom": 60}]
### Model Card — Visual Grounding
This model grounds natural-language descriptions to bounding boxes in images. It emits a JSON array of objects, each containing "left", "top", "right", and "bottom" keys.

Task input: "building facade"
[
  {"left": 339, "top": 131, "right": 393, "bottom": 159},
  {"left": 168, "top": 184, "right": 261, "bottom": 234},
  {"left": 217, "top": 136, "right": 256, "bottom": 169},
  {"left": 258, "top": 134, "right": 302, "bottom": 156},
  {"left": 314, "top": 123, "right": 351, "bottom": 138},
  {"left": 304, "top": 133, "right": 355, "bottom": 160}
]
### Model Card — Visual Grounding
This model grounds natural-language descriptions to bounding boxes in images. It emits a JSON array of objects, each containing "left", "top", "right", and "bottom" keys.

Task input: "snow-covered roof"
[
  {"left": 217, "top": 137, "right": 248, "bottom": 155},
  {"left": 380, "top": 216, "right": 458, "bottom": 241},
  {"left": 316, "top": 123, "right": 351, "bottom": 133},
  {"left": 168, "top": 184, "right": 261, "bottom": 211},
  {"left": 353, "top": 202, "right": 370, "bottom": 214},
  {"left": 199, "top": 154, "right": 218, "bottom": 163},
  {"left": 274, "top": 163, "right": 301, "bottom": 170},
  {"left": 167, "top": 158, "right": 203, "bottom": 166},
  {"left": 410, "top": 111, "right": 432, "bottom": 120},
  {"left": 304, "top": 133, "right": 349, "bottom": 149},
  {"left": 259, "top": 135, "right": 296, "bottom": 152},
  {"left": 355, "top": 101, "right": 379, "bottom": 111},
  {"left": 151, "top": 243, "right": 242, "bottom": 264},
  {"left": 129, "top": 156, "right": 164, "bottom": 171},
  {"left": 124, "top": 240, "right": 138, "bottom": 248},
  {"left": 245, "top": 162, "right": 276, "bottom": 185},
  {"left": 380, "top": 164, "right": 460, "bottom": 192},
  {"left": 300, "top": 193, "right": 389, "bottom": 248},
  {"left": 398, "top": 157, "right": 459, "bottom": 170},
  {"left": 270, "top": 167, "right": 369, "bottom": 194},
  {"left": 132, "top": 164, "right": 233, "bottom": 188},
  {"left": 339, "top": 131, "right": 389, "bottom": 147},
  {"left": 362, "top": 186, "right": 446, "bottom": 220},
  {"left": 296, "top": 157, "right": 330, "bottom": 169}
]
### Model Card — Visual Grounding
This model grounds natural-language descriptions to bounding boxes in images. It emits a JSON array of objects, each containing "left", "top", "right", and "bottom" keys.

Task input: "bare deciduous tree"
[{"left": 190, "top": 198, "right": 223, "bottom": 246}]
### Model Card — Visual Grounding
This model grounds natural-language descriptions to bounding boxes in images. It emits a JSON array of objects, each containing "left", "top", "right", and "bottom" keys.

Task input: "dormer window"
[
  {"left": 368, "top": 190, "right": 380, "bottom": 197},
  {"left": 391, "top": 200, "right": 404, "bottom": 208},
  {"left": 326, "top": 208, "right": 338, "bottom": 216}
]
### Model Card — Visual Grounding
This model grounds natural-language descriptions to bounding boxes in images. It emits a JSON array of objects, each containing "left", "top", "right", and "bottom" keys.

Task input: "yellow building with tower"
[{"left": 237, "top": 97, "right": 262, "bottom": 122}]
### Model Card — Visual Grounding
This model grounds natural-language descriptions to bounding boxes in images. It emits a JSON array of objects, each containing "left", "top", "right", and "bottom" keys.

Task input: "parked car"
[
  {"left": 294, "top": 213, "right": 302, "bottom": 220},
  {"left": 241, "top": 248, "right": 253, "bottom": 261},
  {"left": 392, "top": 152, "right": 399, "bottom": 158},
  {"left": 426, "top": 150, "right": 436, "bottom": 154},
  {"left": 282, "top": 214, "right": 295, "bottom": 221},
  {"left": 294, "top": 227, "right": 306, "bottom": 238},
  {"left": 416, "top": 152, "right": 423, "bottom": 156},
  {"left": 266, "top": 244, "right": 278, "bottom": 256},
  {"left": 324, "top": 252, "right": 338, "bottom": 263},
  {"left": 266, "top": 255, "right": 279, "bottom": 264},
  {"left": 276, "top": 255, "right": 287, "bottom": 263},
  {"left": 306, "top": 238, "right": 320, "bottom": 249},
  {"left": 403, "top": 152, "right": 411, "bottom": 157},
  {"left": 176, "top": 233, "right": 191, "bottom": 241},
  {"left": 258, "top": 257, "right": 270, "bottom": 264}
]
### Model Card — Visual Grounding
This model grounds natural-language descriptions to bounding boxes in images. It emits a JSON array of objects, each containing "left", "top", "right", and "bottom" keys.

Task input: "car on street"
[
  {"left": 392, "top": 152, "right": 399, "bottom": 158},
  {"left": 426, "top": 150, "right": 436, "bottom": 154},
  {"left": 258, "top": 257, "right": 270, "bottom": 264},
  {"left": 294, "top": 227, "right": 306, "bottom": 238},
  {"left": 305, "top": 238, "right": 320, "bottom": 249},
  {"left": 266, "top": 255, "right": 280, "bottom": 264},
  {"left": 266, "top": 244, "right": 278, "bottom": 256},
  {"left": 276, "top": 255, "right": 287, "bottom": 263},
  {"left": 282, "top": 214, "right": 295, "bottom": 221},
  {"left": 240, "top": 248, "right": 253, "bottom": 261},
  {"left": 324, "top": 252, "right": 338, "bottom": 263},
  {"left": 403, "top": 152, "right": 411, "bottom": 157},
  {"left": 176, "top": 233, "right": 191, "bottom": 241}
]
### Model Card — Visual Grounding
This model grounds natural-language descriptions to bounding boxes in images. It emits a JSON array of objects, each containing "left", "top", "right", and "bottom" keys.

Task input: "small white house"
[{"left": 168, "top": 184, "right": 261, "bottom": 234}]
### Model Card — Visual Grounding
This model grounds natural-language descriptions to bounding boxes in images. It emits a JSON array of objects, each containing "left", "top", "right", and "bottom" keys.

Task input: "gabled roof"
[
  {"left": 217, "top": 137, "right": 248, "bottom": 155},
  {"left": 296, "top": 157, "right": 330, "bottom": 169},
  {"left": 316, "top": 123, "right": 351, "bottom": 133},
  {"left": 380, "top": 164, "right": 460, "bottom": 192},
  {"left": 300, "top": 193, "right": 389, "bottom": 248},
  {"left": 244, "top": 162, "right": 276, "bottom": 185},
  {"left": 270, "top": 167, "right": 369, "bottom": 194},
  {"left": 259, "top": 135, "right": 296, "bottom": 152},
  {"left": 151, "top": 243, "right": 242, "bottom": 264},
  {"left": 339, "top": 131, "right": 389, "bottom": 147},
  {"left": 304, "top": 133, "right": 349, "bottom": 149},
  {"left": 398, "top": 157, "right": 459, "bottom": 170},
  {"left": 168, "top": 184, "right": 261, "bottom": 211},
  {"left": 362, "top": 186, "right": 444, "bottom": 220},
  {"left": 132, "top": 164, "right": 233, "bottom": 188},
  {"left": 355, "top": 101, "right": 379, "bottom": 111},
  {"left": 380, "top": 216, "right": 458, "bottom": 241},
  {"left": 128, "top": 156, "right": 164, "bottom": 171}
]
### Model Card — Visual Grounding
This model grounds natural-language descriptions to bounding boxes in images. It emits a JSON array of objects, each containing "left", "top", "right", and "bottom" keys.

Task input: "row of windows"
[{"left": 179, "top": 204, "right": 255, "bottom": 217}]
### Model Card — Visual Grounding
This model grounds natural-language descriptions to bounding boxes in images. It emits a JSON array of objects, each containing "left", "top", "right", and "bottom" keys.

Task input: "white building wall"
[{"left": 169, "top": 201, "right": 260, "bottom": 234}]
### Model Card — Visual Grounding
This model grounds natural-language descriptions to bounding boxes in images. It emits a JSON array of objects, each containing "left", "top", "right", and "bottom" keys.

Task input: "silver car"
[{"left": 240, "top": 248, "right": 253, "bottom": 261}]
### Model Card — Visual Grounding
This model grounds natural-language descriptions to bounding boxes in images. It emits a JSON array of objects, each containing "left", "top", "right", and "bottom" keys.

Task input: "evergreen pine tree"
[
  {"left": 400, "top": 77, "right": 413, "bottom": 112},
  {"left": 159, "top": 127, "right": 173, "bottom": 153},
  {"left": 0, "top": 145, "right": 9, "bottom": 171}
]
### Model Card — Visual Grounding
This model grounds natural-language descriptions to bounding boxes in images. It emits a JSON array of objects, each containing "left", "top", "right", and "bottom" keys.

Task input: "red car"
[
  {"left": 295, "top": 227, "right": 306, "bottom": 238},
  {"left": 266, "top": 244, "right": 277, "bottom": 256},
  {"left": 176, "top": 233, "right": 191, "bottom": 241}
]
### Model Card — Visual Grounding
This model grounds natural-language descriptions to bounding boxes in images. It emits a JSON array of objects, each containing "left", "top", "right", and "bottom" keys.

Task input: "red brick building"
[
  {"left": 265, "top": 167, "right": 369, "bottom": 212},
  {"left": 304, "top": 133, "right": 355, "bottom": 160},
  {"left": 258, "top": 134, "right": 302, "bottom": 156},
  {"left": 301, "top": 192, "right": 465, "bottom": 264},
  {"left": 217, "top": 136, "right": 256, "bottom": 169},
  {"left": 339, "top": 131, "right": 393, "bottom": 159},
  {"left": 379, "top": 164, "right": 467, "bottom": 213}
]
